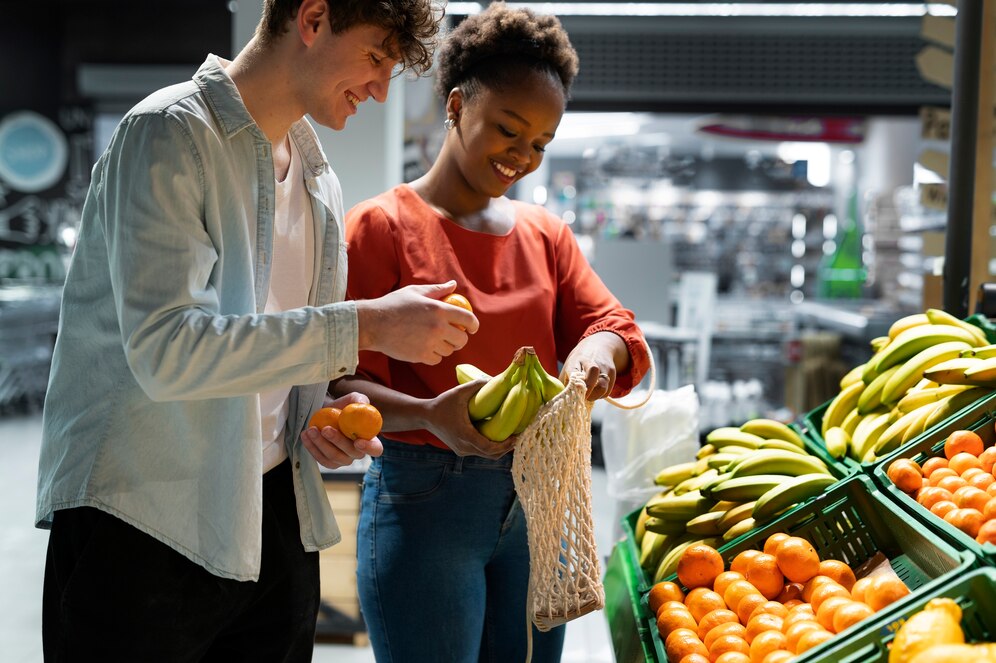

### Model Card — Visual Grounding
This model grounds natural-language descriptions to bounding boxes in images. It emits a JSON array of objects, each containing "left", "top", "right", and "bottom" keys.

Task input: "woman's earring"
[{"left": 443, "top": 117, "right": 456, "bottom": 130}]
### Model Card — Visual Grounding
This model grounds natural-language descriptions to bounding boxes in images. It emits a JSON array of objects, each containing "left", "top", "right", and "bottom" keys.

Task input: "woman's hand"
[
  {"left": 424, "top": 380, "right": 514, "bottom": 460},
  {"left": 300, "top": 392, "right": 384, "bottom": 469},
  {"left": 560, "top": 331, "right": 630, "bottom": 401}
]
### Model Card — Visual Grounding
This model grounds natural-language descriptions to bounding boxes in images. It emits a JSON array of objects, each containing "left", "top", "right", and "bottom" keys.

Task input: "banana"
[
  {"left": 740, "top": 418, "right": 806, "bottom": 448},
  {"left": 705, "top": 428, "right": 765, "bottom": 449},
  {"left": 840, "top": 363, "right": 866, "bottom": 389},
  {"left": 850, "top": 411, "right": 894, "bottom": 462},
  {"left": 696, "top": 444, "right": 717, "bottom": 460},
  {"left": 716, "top": 501, "right": 756, "bottom": 531},
  {"left": 644, "top": 516, "right": 687, "bottom": 536},
  {"left": 512, "top": 366, "right": 544, "bottom": 434},
  {"left": 870, "top": 336, "right": 891, "bottom": 352},
  {"left": 901, "top": 402, "right": 938, "bottom": 444},
  {"left": 841, "top": 408, "right": 862, "bottom": 437},
  {"left": 673, "top": 468, "right": 719, "bottom": 495},
  {"left": 645, "top": 490, "right": 716, "bottom": 521},
  {"left": 759, "top": 439, "right": 808, "bottom": 455},
  {"left": 654, "top": 461, "right": 700, "bottom": 487},
  {"left": 822, "top": 380, "right": 866, "bottom": 436},
  {"left": 862, "top": 355, "right": 885, "bottom": 384},
  {"left": 924, "top": 357, "right": 987, "bottom": 386},
  {"left": 645, "top": 489, "right": 673, "bottom": 509},
  {"left": 727, "top": 449, "right": 831, "bottom": 479},
  {"left": 709, "top": 475, "right": 789, "bottom": 502},
  {"left": 699, "top": 472, "right": 734, "bottom": 498},
  {"left": 639, "top": 530, "right": 668, "bottom": 573},
  {"left": 531, "top": 355, "right": 566, "bottom": 402},
  {"left": 824, "top": 426, "right": 850, "bottom": 459},
  {"left": 476, "top": 376, "right": 529, "bottom": 441},
  {"left": 722, "top": 517, "right": 757, "bottom": 542},
  {"left": 751, "top": 473, "right": 836, "bottom": 522},
  {"left": 923, "top": 387, "right": 991, "bottom": 429},
  {"left": 888, "top": 313, "right": 930, "bottom": 339},
  {"left": 706, "top": 453, "right": 745, "bottom": 471},
  {"left": 879, "top": 341, "right": 973, "bottom": 405},
  {"left": 962, "top": 343, "right": 996, "bottom": 359},
  {"left": 857, "top": 364, "right": 902, "bottom": 414},
  {"left": 634, "top": 506, "right": 650, "bottom": 544},
  {"left": 653, "top": 535, "right": 696, "bottom": 583},
  {"left": 467, "top": 353, "right": 524, "bottom": 420},
  {"left": 926, "top": 308, "right": 989, "bottom": 346},
  {"left": 872, "top": 402, "right": 941, "bottom": 457},
  {"left": 456, "top": 363, "right": 491, "bottom": 385},
  {"left": 962, "top": 358, "right": 996, "bottom": 385},
  {"left": 896, "top": 383, "right": 973, "bottom": 413},
  {"left": 873, "top": 324, "right": 983, "bottom": 375},
  {"left": 686, "top": 511, "right": 727, "bottom": 536}
]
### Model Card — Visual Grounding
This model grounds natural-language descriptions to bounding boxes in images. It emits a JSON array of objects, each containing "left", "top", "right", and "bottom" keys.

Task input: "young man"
[{"left": 36, "top": 1, "right": 467, "bottom": 660}]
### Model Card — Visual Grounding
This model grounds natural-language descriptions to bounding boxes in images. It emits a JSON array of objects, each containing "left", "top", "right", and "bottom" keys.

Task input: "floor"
[{"left": 0, "top": 411, "right": 618, "bottom": 663}]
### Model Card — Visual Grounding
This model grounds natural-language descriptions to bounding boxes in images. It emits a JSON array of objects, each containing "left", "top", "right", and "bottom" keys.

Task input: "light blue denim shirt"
[{"left": 36, "top": 54, "right": 358, "bottom": 581}]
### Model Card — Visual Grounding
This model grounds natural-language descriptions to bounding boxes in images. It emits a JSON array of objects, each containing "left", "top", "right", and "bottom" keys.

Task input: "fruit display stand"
[
  {"left": 604, "top": 543, "right": 658, "bottom": 663},
  {"left": 871, "top": 409, "right": 996, "bottom": 565},
  {"left": 642, "top": 474, "right": 974, "bottom": 662},
  {"left": 804, "top": 567, "right": 996, "bottom": 662}
]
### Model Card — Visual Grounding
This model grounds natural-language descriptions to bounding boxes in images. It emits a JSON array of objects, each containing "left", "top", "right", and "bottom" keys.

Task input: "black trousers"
[{"left": 42, "top": 461, "right": 320, "bottom": 662}]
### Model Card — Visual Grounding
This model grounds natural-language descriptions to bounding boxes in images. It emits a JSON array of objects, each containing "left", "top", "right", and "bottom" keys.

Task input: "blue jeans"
[{"left": 356, "top": 440, "right": 566, "bottom": 663}]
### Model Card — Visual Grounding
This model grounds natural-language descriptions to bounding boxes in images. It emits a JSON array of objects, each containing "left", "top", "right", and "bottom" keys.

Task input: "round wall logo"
[{"left": 0, "top": 111, "right": 69, "bottom": 193}]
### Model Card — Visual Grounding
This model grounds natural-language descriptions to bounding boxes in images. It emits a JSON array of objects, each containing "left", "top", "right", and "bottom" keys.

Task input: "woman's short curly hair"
[
  {"left": 434, "top": 2, "right": 579, "bottom": 102},
  {"left": 257, "top": 0, "right": 444, "bottom": 75}
]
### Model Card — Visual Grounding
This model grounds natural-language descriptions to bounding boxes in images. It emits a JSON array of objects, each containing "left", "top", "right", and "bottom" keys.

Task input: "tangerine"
[
  {"left": 949, "top": 451, "right": 983, "bottom": 475},
  {"left": 665, "top": 628, "right": 709, "bottom": 662},
  {"left": 714, "top": 571, "right": 746, "bottom": 598},
  {"left": 714, "top": 653, "right": 751, "bottom": 663},
  {"left": 783, "top": 620, "right": 822, "bottom": 652},
  {"left": 968, "top": 471, "right": 995, "bottom": 490},
  {"left": 775, "top": 583, "right": 804, "bottom": 604},
  {"left": 744, "top": 553, "right": 785, "bottom": 601},
  {"left": 704, "top": 622, "right": 748, "bottom": 651},
  {"left": 808, "top": 582, "right": 850, "bottom": 612},
  {"left": 815, "top": 595, "right": 851, "bottom": 631},
  {"left": 677, "top": 654, "right": 711, "bottom": 663},
  {"left": 749, "top": 601, "right": 788, "bottom": 622},
  {"left": 763, "top": 533, "right": 790, "bottom": 556},
  {"left": 864, "top": 574, "right": 909, "bottom": 611},
  {"left": 984, "top": 497, "right": 996, "bottom": 520},
  {"left": 935, "top": 475, "right": 968, "bottom": 493},
  {"left": 730, "top": 549, "right": 763, "bottom": 575},
  {"left": 945, "top": 429, "right": 984, "bottom": 459},
  {"left": 442, "top": 293, "right": 473, "bottom": 330},
  {"left": 774, "top": 537, "right": 820, "bottom": 583},
  {"left": 686, "top": 588, "right": 727, "bottom": 623},
  {"left": 976, "top": 519, "right": 996, "bottom": 545},
  {"left": 338, "top": 403, "right": 383, "bottom": 440},
  {"left": 648, "top": 581, "right": 686, "bottom": 615},
  {"left": 953, "top": 486, "right": 990, "bottom": 511},
  {"left": 801, "top": 575, "right": 835, "bottom": 603},
  {"left": 921, "top": 456, "right": 948, "bottom": 477},
  {"left": 736, "top": 593, "right": 770, "bottom": 625},
  {"left": 916, "top": 486, "right": 954, "bottom": 509},
  {"left": 657, "top": 606, "right": 698, "bottom": 640},
  {"left": 979, "top": 446, "right": 996, "bottom": 473},
  {"left": 929, "top": 500, "right": 958, "bottom": 519},
  {"left": 696, "top": 608, "right": 740, "bottom": 640},
  {"left": 794, "top": 627, "right": 834, "bottom": 653},
  {"left": 887, "top": 459, "right": 923, "bottom": 494},
  {"left": 849, "top": 577, "right": 873, "bottom": 604},
  {"left": 831, "top": 600, "right": 874, "bottom": 633},
  {"left": 744, "top": 613, "right": 784, "bottom": 643},
  {"left": 308, "top": 407, "right": 341, "bottom": 430},
  {"left": 749, "top": 629, "right": 788, "bottom": 663},
  {"left": 709, "top": 634, "right": 751, "bottom": 660},
  {"left": 723, "top": 580, "right": 761, "bottom": 615},
  {"left": 678, "top": 544, "right": 725, "bottom": 590},
  {"left": 817, "top": 560, "right": 856, "bottom": 592},
  {"left": 761, "top": 649, "right": 795, "bottom": 663},
  {"left": 943, "top": 507, "right": 984, "bottom": 538}
]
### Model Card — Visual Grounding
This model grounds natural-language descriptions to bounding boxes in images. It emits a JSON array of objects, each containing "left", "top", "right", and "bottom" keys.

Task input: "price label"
[{"left": 920, "top": 107, "right": 950, "bottom": 141}]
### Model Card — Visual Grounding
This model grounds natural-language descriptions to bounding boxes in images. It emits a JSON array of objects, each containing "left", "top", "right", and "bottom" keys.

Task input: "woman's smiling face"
[{"left": 448, "top": 70, "right": 566, "bottom": 200}]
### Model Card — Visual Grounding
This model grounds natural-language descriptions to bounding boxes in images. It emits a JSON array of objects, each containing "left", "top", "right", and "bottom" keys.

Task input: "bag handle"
[{"left": 605, "top": 335, "right": 656, "bottom": 411}]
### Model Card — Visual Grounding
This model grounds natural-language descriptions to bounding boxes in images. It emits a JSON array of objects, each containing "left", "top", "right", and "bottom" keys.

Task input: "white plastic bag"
[{"left": 600, "top": 384, "right": 700, "bottom": 506}]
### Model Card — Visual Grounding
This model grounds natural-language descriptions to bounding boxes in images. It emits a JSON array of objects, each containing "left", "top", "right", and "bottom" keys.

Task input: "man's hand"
[
  {"left": 355, "top": 281, "right": 479, "bottom": 365},
  {"left": 424, "top": 380, "right": 513, "bottom": 460},
  {"left": 300, "top": 392, "right": 384, "bottom": 469}
]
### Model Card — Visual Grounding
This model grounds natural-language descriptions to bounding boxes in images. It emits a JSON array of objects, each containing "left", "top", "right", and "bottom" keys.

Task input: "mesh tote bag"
[{"left": 511, "top": 343, "right": 655, "bottom": 639}]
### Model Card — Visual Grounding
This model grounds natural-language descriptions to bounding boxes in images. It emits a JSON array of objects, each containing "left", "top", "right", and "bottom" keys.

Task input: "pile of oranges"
[
  {"left": 886, "top": 428, "right": 996, "bottom": 545},
  {"left": 648, "top": 534, "right": 909, "bottom": 663}
]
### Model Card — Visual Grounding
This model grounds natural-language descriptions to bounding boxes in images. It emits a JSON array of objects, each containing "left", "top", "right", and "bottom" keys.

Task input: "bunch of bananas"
[
  {"left": 456, "top": 346, "right": 566, "bottom": 442},
  {"left": 635, "top": 418, "right": 836, "bottom": 583},
  {"left": 821, "top": 308, "right": 994, "bottom": 464}
]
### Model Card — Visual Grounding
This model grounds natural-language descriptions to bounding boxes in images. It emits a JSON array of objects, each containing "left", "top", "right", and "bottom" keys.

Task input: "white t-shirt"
[{"left": 260, "top": 137, "right": 315, "bottom": 473}]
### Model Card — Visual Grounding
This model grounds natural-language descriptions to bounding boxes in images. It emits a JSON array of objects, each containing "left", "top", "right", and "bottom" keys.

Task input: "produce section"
[{"left": 606, "top": 308, "right": 996, "bottom": 662}]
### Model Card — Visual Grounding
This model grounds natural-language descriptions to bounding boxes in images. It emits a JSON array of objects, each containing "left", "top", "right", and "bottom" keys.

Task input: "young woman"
[{"left": 339, "top": 4, "right": 651, "bottom": 661}]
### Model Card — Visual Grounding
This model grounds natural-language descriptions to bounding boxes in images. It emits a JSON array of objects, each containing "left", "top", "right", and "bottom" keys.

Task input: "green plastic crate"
[
  {"left": 802, "top": 389, "right": 996, "bottom": 475},
  {"left": 807, "top": 567, "right": 996, "bottom": 663},
  {"left": 605, "top": 543, "right": 658, "bottom": 663},
  {"left": 642, "top": 474, "right": 974, "bottom": 663},
  {"left": 871, "top": 409, "right": 996, "bottom": 565}
]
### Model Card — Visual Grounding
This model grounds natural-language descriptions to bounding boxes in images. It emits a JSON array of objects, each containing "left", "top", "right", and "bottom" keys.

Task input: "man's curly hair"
[
  {"left": 434, "top": 2, "right": 579, "bottom": 102},
  {"left": 257, "top": 0, "right": 443, "bottom": 76}
]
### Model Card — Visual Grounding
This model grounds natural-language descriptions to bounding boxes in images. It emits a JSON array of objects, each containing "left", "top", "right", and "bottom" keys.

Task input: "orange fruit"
[
  {"left": 850, "top": 577, "right": 873, "bottom": 604},
  {"left": 949, "top": 451, "right": 983, "bottom": 475},
  {"left": 809, "top": 582, "right": 850, "bottom": 612},
  {"left": 705, "top": 622, "right": 749, "bottom": 651},
  {"left": 659, "top": 600, "right": 689, "bottom": 617},
  {"left": 784, "top": 620, "right": 822, "bottom": 652},
  {"left": 714, "top": 653, "right": 752, "bottom": 663},
  {"left": 984, "top": 498, "right": 996, "bottom": 520},
  {"left": 968, "top": 471, "right": 995, "bottom": 490},
  {"left": 801, "top": 575, "right": 835, "bottom": 603},
  {"left": 678, "top": 544, "right": 725, "bottom": 590},
  {"left": 657, "top": 606, "right": 698, "bottom": 640},
  {"left": 749, "top": 601, "right": 788, "bottom": 622},
  {"left": 686, "top": 588, "right": 727, "bottom": 623},
  {"left": 709, "top": 634, "right": 751, "bottom": 660},
  {"left": 714, "top": 571, "right": 746, "bottom": 599},
  {"left": 917, "top": 486, "right": 954, "bottom": 509},
  {"left": 929, "top": 467, "right": 958, "bottom": 483},
  {"left": 761, "top": 649, "right": 795, "bottom": 663},
  {"left": 921, "top": 456, "right": 949, "bottom": 477},
  {"left": 749, "top": 629, "right": 788, "bottom": 663},
  {"left": 781, "top": 609, "right": 817, "bottom": 634},
  {"left": 976, "top": 519, "right": 996, "bottom": 544},
  {"left": 979, "top": 446, "right": 996, "bottom": 472},
  {"left": 930, "top": 500, "right": 959, "bottom": 519},
  {"left": 665, "top": 627, "right": 709, "bottom": 662},
  {"left": 696, "top": 608, "right": 740, "bottom": 640},
  {"left": 943, "top": 507, "right": 985, "bottom": 537},
  {"left": 337, "top": 403, "right": 383, "bottom": 440},
  {"left": 945, "top": 429, "right": 984, "bottom": 459},
  {"left": 744, "top": 613, "right": 784, "bottom": 643},
  {"left": 648, "top": 581, "right": 686, "bottom": 615},
  {"left": 864, "top": 574, "right": 909, "bottom": 612},
  {"left": 308, "top": 406, "right": 341, "bottom": 430},
  {"left": 988, "top": 482, "right": 996, "bottom": 497},
  {"left": 831, "top": 600, "right": 874, "bottom": 633},
  {"left": 953, "top": 486, "right": 990, "bottom": 511},
  {"left": 774, "top": 537, "right": 820, "bottom": 583},
  {"left": 677, "top": 654, "right": 711, "bottom": 663},
  {"left": 442, "top": 293, "right": 473, "bottom": 330},
  {"left": 736, "top": 593, "right": 770, "bottom": 625},
  {"left": 794, "top": 627, "right": 834, "bottom": 653},
  {"left": 961, "top": 467, "right": 987, "bottom": 481},
  {"left": 815, "top": 595, "right": 851, "bottom": 632},
  {"left": 763, "top": 533, "right": 791, "bottom": 556},
  {"left": 781, "top": 599, "right": 803, "bottom": 610},
  {"left": 817, "top": 560, "right": 856, "bottom": 592},
  {"left": 936, "top": 475, "right": 968, "bottom": 493},
  {"left": 723, "top": 580, "right": 761, "bottom": 615},
  {"left": 887, "top": 459, "right": 923, "bottom": 494},
  {"left": 744, "top": 553, "right": 785, "bottom": 601},
  {"left": 731, "top": 549, "right": 764, "bottom": 576},
  {"left": 776, "top": 582, "right": 804, "bottom": 604}
]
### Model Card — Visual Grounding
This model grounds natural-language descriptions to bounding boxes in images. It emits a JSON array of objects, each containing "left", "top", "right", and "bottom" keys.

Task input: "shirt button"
[{"left": 295, "top": 461, "right": 301, "bottom": 469}]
